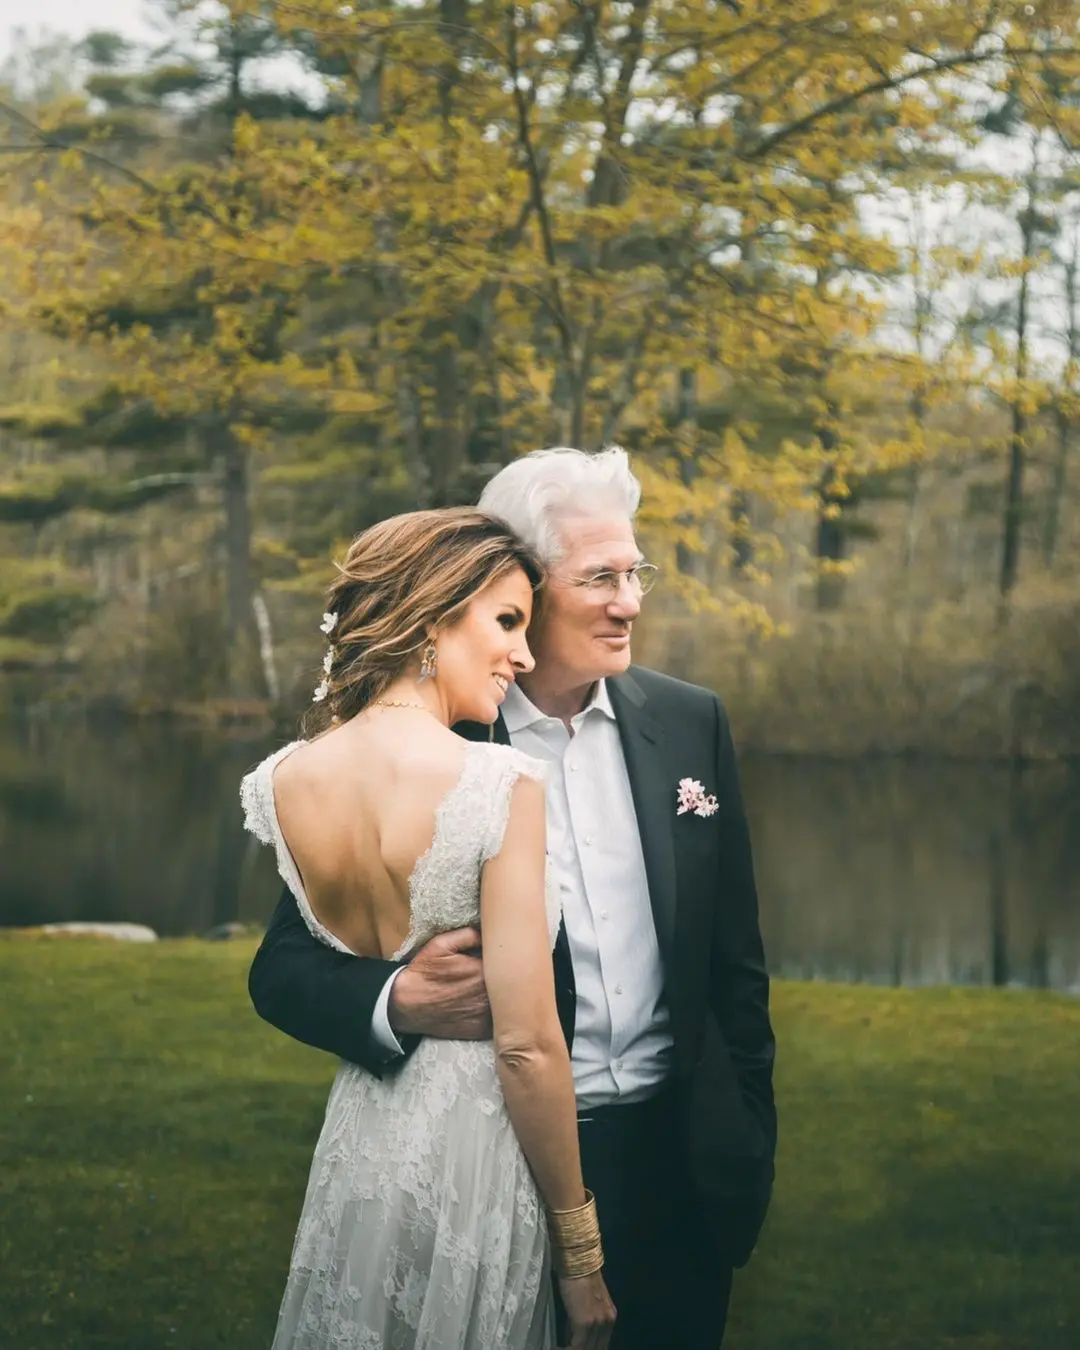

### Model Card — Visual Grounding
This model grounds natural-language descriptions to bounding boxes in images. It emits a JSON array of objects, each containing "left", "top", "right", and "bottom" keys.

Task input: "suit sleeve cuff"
[{"left": 372, "top": 967, "right": 407, "bottom": 1058}]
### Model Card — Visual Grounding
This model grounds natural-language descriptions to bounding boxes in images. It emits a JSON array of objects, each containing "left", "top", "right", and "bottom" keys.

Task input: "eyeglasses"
[{"left": 559, "top": 562, "right": 659, "bottom": 598}]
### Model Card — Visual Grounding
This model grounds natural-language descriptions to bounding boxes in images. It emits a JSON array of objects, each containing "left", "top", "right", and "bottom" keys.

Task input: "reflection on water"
[
  {"left": 742, "top": 755, "right": 1080, "bottom": 993},
  {"left": 2, "top": 717, "right": 1078, "bottom": 992},
  {"left": 0, "top": 716, "right": 278, "bottom": 939}
]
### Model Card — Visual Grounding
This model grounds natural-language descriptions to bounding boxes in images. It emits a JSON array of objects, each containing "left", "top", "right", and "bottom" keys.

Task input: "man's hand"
[{"left": 388, "top": 927, "right": 492, "bottom": 1040}]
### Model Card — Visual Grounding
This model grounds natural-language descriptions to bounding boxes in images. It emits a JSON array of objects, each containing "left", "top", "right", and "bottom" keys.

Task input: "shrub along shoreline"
[{"left": 3, "top": 936, "right": 1078, "bottom": 1350}]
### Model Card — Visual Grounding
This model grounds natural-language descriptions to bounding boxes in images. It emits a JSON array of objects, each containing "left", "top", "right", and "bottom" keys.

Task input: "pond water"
[{"left": 2, "top": 715, "right": 1078, "bottom": 992}]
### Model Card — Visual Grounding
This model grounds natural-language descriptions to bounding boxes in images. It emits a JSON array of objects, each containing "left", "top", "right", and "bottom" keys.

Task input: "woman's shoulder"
[
  {"left": 240, "top": 739, "right": 305, "bottom": 797},
  {"left": 239, "top": 740, "right": 305, "bottom": 844},
  {"left": 280, "top": 722, "right": 469, "bottom": 793},
  {"left": 263, "top": 736, "right": 327, "bottom": 799}
]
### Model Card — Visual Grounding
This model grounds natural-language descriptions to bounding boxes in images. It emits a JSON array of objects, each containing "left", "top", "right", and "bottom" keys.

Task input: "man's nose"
[{"left": 607, "top": 578, "right": 641, "bottom": 619}]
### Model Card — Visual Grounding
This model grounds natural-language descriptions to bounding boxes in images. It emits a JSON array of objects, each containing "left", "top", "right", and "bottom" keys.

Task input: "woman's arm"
[
  {"left": 481, "top": 776, "right": 616, "bottom": 1346},
  {"left": 480, "top": 775, "right": 585, "bottom": 1211}
]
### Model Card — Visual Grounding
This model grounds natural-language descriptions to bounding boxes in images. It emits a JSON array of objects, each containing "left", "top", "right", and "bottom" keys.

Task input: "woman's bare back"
[{"left": 270, "top": 714, "right": 471, "bottom": 958}]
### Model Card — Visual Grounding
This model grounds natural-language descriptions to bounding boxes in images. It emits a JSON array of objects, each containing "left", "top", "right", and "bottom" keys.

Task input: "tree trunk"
[
  {"left": 251, "top": 592, "right": 280, "bottom": 704},
  {"left": 815, "top": 515, "right": 845, "bottom": 610},
  {"left": 1043, "top": 234, "right": 1077, "bottom": 567},
  {"left": 226, "top": 24, "right": 243, "bottom": 127},
  {"left": 901, "top": 195, "right": 933, "bottom": 582},
  {"left": 430, "top": 340, "right": 463, "bottom": 503},
  {"left": 815, "top": 431, "right": 846, "bottom": 611},
  {"left": 998, "top": 383, "right": 1027, "bottom": 609},
  {"left": 216, "top": 422, "right": 260, "bottom": 698},
  {"left": 900, "top": 369, "right": 928, "bottom": 579},
  {"left": 583, "top": 0, "right": 648, "bottom": 213},
  {"left": 673, "top": 368, "right": 701, "bottom": 578},
  {"left": 1041, "top": 408, "right": 1071, "bottom": 566},
  {"left": 478, "top": 283, "right": 511, "bottom": 464},
  {"left": 396, "top": 377, "right": 431, "bottom": 505},
  {"left": 730, "top": 490, "right": 753, "bottom": 578},
  {"left": 998, "top": 176, "right": 1038, "bottom": 619},
  {"left": 438, "top": 0, "right": 467, "bottom": 124},
  {"left": 551, "top": 366, "right": 574, "bottom": 445},
  {"left": 570, "top": 369, "right": 586, "bottom": 450},
  {"left": 358, "top": 52, "right": 383, "bottom": 124}
]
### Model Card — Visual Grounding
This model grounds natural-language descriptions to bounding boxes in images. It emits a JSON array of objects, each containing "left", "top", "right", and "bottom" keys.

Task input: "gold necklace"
[{"left": 370, "top": 699, "right": 440, "bottom": 721}]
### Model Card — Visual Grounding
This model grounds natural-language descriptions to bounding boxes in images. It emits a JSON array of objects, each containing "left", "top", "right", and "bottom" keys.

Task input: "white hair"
[{"left": 477, "top": 446, "right": 641, "bottom": 567}]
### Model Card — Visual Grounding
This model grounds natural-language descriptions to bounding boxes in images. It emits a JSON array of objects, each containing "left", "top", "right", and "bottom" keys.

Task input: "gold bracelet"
[
  {"left": 552, "top": 1237, "right": 604, "bottom": 1279},
  {"left": 547, "top": 1190, "right": 600, "bottom": 1250}
]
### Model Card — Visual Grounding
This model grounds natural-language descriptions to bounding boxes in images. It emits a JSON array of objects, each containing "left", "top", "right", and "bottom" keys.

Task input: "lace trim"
[
  {"left": 392, "top": 743, "right": 547, "bottom": 962},
  {"left": 241, "top": 740, "right": 550, "bottom": 963},
  {"left": 479, "top": 745, "right": 547, "bottom": 864},
  {"left": 239, "top": 742, "right": 353, "bottom": 956}
]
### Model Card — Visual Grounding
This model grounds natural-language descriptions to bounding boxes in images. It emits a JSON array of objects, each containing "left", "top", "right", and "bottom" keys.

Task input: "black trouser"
[{"left": 555, "top": 1088, "right": 734, "bottom": 1350}]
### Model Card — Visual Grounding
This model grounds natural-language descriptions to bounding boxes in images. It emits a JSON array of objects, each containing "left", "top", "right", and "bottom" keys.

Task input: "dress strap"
[{"left": 478, "top": 746, "right": 548, "bottom": 864}]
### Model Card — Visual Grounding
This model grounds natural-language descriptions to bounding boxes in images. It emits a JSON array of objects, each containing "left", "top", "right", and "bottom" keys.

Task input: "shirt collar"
[{"left": 501, "top": 678, "right": 616, "bottom": 733}]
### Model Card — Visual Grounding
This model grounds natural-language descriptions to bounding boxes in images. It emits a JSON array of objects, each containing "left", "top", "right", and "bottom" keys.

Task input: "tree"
[
  {"left": 956, "top": 66, "right": 1080, "bottom": 616},
  {"left": 4, "top": 0, "right": 1080, "bottom": 700},
  {"left": 1043, "top": 206, "right": 1080, "bottom": 566},
  {"left": 1, "top": 6, "right": 343, "bottom": 696}
]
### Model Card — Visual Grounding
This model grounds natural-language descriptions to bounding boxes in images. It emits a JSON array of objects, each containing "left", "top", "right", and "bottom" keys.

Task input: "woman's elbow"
[{"left": 494, "top": 1031, "right": 565, "bottom": 1074}]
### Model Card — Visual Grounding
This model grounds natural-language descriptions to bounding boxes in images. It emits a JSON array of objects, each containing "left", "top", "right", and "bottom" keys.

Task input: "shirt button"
[
  {"left": 583, "top": 836, "right": 592, "bottom": 846},
  {"left": 560, "top": 881, "right": 571, "bottom": 893},
  {"left": 600, "top": 910, "right": 609, "bottom": 921},
  {"left": 613, "top": 1059, "right": 623, "bottom": 1072},
  {"left": 614, "top": 983, "right": 623, "bottom": 995},
  {"left": 568, "top": 764, "right": 577, "bottom": 773}
]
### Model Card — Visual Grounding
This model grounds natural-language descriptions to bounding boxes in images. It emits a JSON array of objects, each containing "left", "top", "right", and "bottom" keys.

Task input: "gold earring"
[{"left": 418, "top": 641, "right": 438, "bottom": 682}]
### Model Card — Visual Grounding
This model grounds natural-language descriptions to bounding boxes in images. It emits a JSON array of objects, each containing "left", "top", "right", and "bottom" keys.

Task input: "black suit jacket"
[{"left": 248, "top": 666, "right": 777, "bottom": 1265}]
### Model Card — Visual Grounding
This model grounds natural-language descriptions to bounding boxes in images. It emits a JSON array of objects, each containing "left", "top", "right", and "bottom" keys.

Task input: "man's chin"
[{"left": 597, "top": 642, "right": 632, "bottom": 674}]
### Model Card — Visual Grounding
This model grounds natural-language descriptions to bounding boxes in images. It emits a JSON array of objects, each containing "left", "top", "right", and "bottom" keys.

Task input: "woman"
[{"left": 241, "top": 508, "right": 616, "bottom": 1350}]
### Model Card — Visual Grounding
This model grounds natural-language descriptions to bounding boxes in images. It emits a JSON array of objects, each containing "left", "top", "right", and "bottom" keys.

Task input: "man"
[{"left": 249, "top": 447, "right": 776, "bottom": 1350}]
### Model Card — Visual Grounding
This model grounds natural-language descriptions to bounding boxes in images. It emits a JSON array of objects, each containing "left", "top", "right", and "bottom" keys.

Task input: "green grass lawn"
[{"left": 2, "top": 937, "right": 1078, "bottom": 1350}]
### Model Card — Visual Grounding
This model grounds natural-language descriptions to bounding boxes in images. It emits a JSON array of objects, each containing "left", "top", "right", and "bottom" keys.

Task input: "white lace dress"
[{"left": 241, "top": 740, "right": 559, "bottom": 1350}]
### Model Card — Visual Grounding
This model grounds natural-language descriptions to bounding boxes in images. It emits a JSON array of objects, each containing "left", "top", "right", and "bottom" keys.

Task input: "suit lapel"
[{"left": 608, "top": 672, "right": 678, "bottom": 967}]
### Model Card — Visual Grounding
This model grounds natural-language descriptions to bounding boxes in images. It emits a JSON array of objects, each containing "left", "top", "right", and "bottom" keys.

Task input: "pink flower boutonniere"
[{"left": 676, "top": 777, "right": 719, "bottom": 818}]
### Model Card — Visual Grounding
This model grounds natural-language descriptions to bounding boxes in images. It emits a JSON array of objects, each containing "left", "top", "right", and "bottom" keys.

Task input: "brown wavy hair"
[{"left": 303, "top": 508, "right": 543, "bottom": 734}]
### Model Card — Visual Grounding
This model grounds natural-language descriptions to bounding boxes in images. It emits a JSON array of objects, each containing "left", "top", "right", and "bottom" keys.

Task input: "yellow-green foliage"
[
  {"left": 2, "top": 2, "right": 1080, "bottom": 708},
  {"left": 7, "top": 1, "right": 1080, "bottom": 543}
]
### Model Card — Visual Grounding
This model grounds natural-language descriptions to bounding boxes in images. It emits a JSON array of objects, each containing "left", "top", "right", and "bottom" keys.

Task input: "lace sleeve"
[
  {"left": 239, "top": 764, "right": 274, "bottom": 846},
  {"left": 478, "top": 746, "right": 548, "bottom": 865}
]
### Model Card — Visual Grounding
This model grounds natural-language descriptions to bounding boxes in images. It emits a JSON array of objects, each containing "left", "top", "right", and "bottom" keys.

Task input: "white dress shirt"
[{"left": 372, "top": 680, "right": 674, "bottom": 1109}]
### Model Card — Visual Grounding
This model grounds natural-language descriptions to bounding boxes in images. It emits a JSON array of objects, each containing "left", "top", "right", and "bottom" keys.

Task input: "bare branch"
[
  {"left": 746, "top": 45, "right": 1069, "bottom": 161},
  {"left": 505, "top": 4, "right": 576, "bottom": 363},
  {"left": 0, "top": 98, "right": 169, "bottom": 196}
]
